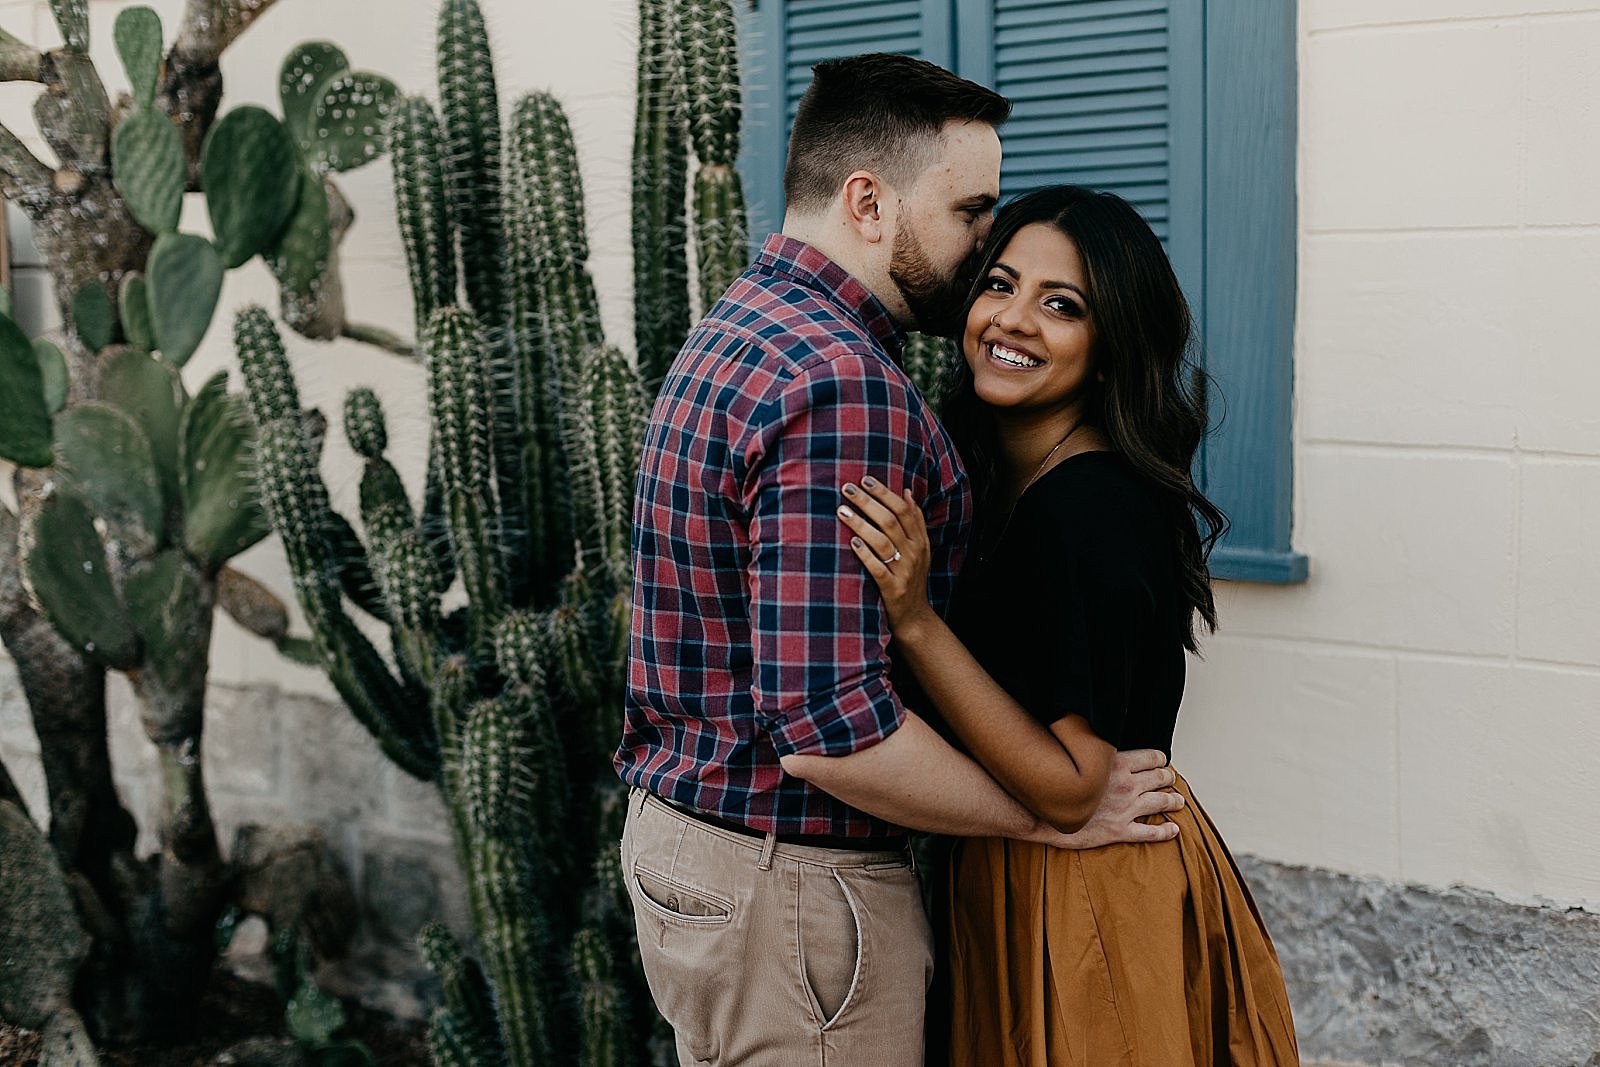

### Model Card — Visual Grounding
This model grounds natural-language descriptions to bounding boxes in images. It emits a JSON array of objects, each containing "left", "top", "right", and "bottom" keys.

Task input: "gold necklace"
[{"left": 978, "top": 418, "right": 1082, "bottom": 565}]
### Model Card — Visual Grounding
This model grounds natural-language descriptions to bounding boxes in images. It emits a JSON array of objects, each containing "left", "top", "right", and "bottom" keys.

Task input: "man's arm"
[
  {"left": 779, "top": 710, "right": 1047, "bottom": 839},
  {"left": 783, "top": 719, "right": 1183, "bottom": 845}
]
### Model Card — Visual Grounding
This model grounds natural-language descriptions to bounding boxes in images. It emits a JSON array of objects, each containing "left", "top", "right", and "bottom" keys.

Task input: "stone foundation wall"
[{"left": 1242, "top": 856, "right": 1600, "bottom": 1067}]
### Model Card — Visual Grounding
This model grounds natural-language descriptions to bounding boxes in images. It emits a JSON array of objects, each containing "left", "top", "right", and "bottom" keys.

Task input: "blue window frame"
[{"left": 738, "top": 0, "right": 1306, "bottom": 583}]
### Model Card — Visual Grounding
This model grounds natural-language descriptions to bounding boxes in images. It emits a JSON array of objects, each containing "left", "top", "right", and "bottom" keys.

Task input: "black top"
[{"left": 949, "top": 451, "right": 1188, "bottom": 756}]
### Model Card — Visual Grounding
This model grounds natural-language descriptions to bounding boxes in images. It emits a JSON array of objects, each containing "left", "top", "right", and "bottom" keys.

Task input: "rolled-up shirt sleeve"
[{"left": 738, "top": 348, "right": 923, "bottom": 757}]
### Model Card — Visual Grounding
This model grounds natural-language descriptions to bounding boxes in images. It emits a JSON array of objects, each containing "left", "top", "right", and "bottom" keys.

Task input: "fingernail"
[
  {"left": 862, "top": 476, "right": 878, "bottom": 488},
  {"left": 851, "top": 536, "right": 863, "bottom": 548},
  {"left": 842, "top": 483, "right": 857, "bottom": 496},
  {"left": 838, "top": 505, "right": 854, "bottom": 518}
]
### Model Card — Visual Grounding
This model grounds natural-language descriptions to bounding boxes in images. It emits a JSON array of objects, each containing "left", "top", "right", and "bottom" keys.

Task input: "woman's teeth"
[{"left": 990, "top": 342, "right": 1043, "bottom": 369}]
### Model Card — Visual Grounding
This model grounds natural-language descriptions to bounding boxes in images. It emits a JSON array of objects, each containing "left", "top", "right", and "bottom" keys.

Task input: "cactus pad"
[
  {"left": 279, "top": 40, "right": 349, "bottom": 148},
  {"left": 307, "top": 70, "right": 398, "bottom": 175},
  {"left": 147, "top": 232, "right": 224, "bottom": 366},
  {"left": 19, "top": 486, "right": 141, "bottom": 669},
  {"left": 99, "top": 345, "right": 184, "bottom": 514},
  {"left": 112, "top": 108, "right": 185, "bottom": 234},
  {"left": 201, "top": 106, "right": 301, "bottom": 267},
  {"left": 113, "top": 7, "right": 163, "bottom": 110},
  {"left": 119, "top": 271, "right": 155, "bottom": 352},
  {"left": 33, "top": 339, "right": 68, "bottom": 416},
  {"left": 72, "top": 281, "right": 115, "bottom": 352},
  {"left": 53, "top": 401, "right": 166, "bottom": 557},
  {"left": 0, "top": 313, "right": 52, "bottom": 467},
  {"left": 265, "top": 165, "right": 332, "bottom": 306},
  {"left": 181, "top": 372, "right": 271, "bottom": 571}
]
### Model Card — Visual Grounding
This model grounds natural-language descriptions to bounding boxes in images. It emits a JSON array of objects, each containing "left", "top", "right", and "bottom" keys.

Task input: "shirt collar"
[{"left": 753, "top": 234, "right": 908, "bottom": 356}]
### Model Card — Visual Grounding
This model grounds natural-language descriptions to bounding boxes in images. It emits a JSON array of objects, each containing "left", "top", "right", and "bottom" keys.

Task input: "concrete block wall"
[{"left": 1171, "top": 1, "right": 1600, "bottom": 914}]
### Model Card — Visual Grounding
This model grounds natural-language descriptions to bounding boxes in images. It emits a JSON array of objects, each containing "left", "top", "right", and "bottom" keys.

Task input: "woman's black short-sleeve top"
[{"left": 949, "top": 451, "right": 1188, "bottom": 756}]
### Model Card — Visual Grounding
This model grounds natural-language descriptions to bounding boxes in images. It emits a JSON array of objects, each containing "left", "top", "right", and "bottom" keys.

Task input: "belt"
[{"left": 659, "top": 796, "right": 909, "bottom": 853}]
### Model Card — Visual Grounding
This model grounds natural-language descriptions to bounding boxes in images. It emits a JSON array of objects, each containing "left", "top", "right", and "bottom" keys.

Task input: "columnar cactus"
[
  {"left": 233, "top": 1, "right": 749, "bottom": 1063},
  {"left": 631, "top": 0, "right": 691, "bottom": 384}
]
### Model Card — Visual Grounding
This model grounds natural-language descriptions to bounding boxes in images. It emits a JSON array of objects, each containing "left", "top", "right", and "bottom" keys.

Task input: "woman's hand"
[{"left": 838, "top": 476, "right": 939, "bottom": 638}]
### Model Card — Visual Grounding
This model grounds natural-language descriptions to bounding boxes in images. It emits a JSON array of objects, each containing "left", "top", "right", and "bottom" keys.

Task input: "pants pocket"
[{"left": 799, "top": 868, "right": 864, "bottom": 1029}]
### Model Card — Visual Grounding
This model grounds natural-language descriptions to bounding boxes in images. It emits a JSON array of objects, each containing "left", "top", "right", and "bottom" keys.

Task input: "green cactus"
[
  {"left": 201, "top": 106, "right": 301, "bottom": 267},
  {"left": 631, "top": 0, "right": 691, "bottom": 384},
  {"left": 264, "top": 166, "right": 333, "bottom": 310},
  {"left": 99, "top": 346, "right": 184, "bottom": 516},
  {"left": 34, "top": 339, "right": 69, "bottom": 415},
  {"left": 279, "top": 41, "right": 350, "bottom": 150},
  {"left": 146, "top": 231, "right": 224, "bottom": 366},
  {"left": 419, "top": 922, "right": 505, "bottom": 1065},
  {"left": 52, "top": 401, "right": 166, "bottom": 557},
  {"left": 72, "top": 281, "right": 115, "bottom": 352},
  {"left": 679, "top": 0, "right": 749, "bottom": 309},
  {"left": 118, "top": 272, "right": 155, "bottom": 351},
  {"left": 180, "top": 371, "right": 271, "bottom": 571},
  {"left": 230, "top": 4, "right": 751, "bottom": 1064},
  {"left": 113, "top": 7, "right": 163, "bottom": 110},
  {"left": 0, "top": 312, "right": 53, "bottom": 467},
  {"left": 307, "top": 70, "right": 398, "bottom": 175},
  {"left": 18, "top": 486, "right": 142, "bottom": 669},
  {"left": 112, "top": 108, "right": 185, "bottom": 235},
  {"left": 387, "top": 95, "right": 456, "bottom": 322},
  {"left": 437, "top": 0, "right": 505, "bottom": 331}
]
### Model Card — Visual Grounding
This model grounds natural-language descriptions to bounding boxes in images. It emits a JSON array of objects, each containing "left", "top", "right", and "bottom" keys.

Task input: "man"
[{"left": 616, "top": 53, "right": 1183, "bottom": 1066}]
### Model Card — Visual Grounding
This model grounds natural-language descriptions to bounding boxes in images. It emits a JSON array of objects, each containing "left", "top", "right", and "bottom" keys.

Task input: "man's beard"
[{"left": 888, "top": 219, "right": 967, "bottom": 338}]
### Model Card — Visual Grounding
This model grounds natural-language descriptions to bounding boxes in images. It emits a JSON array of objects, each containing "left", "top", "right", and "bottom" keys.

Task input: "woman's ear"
[{"left": 842, "top": 170, "right": 886, "bottom": 243}]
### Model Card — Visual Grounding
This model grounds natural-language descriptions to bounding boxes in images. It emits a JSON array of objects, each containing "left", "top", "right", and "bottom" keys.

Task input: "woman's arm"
[{"left": 838, "top": 477, "right": 1117, "bottom": 834}]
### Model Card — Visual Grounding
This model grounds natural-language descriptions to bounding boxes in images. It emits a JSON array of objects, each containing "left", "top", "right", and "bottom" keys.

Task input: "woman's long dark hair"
[{"left": 941, "top": 185, "right": 1228, "bottom": 649}]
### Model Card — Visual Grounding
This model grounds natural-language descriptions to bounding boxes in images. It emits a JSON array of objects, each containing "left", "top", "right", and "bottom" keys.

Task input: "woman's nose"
[{"left": 991, "top": 302, "right": 1034, "bottom": 335}]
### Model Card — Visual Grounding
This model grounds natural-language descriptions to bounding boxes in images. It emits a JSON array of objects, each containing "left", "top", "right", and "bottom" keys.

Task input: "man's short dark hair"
[{"left": 783, "top": 53, "right": 1011, "bottom": 213}]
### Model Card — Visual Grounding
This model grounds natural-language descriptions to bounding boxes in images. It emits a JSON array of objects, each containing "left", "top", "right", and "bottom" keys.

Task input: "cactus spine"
[{"left": 233, "top": 1, "right": 751, "bottom": 1063}]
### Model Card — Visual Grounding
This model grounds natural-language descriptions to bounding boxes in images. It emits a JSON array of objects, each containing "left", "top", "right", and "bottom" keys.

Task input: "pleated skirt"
[{"left": 944, "top": 770, "right": 1300, "bottom": 1067}]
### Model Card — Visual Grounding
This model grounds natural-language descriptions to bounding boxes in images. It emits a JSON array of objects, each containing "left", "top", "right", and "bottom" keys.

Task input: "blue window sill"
[{"left": 1210, "top": 547, "right": 1309, "bottom": 585}]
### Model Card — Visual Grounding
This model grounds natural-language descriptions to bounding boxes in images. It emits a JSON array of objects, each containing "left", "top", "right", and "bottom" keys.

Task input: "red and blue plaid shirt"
[{"left": 615, "top": 235, "right": 973, "bottom": 838}]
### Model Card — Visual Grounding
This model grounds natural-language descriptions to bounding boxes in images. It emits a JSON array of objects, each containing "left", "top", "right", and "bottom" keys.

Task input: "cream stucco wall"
[
  {"left": 1177, "top": 1, "right": 1600, "bottom": 911},
  {"left": 2, "top": 0, "right": 1596, "bottom": 912}
]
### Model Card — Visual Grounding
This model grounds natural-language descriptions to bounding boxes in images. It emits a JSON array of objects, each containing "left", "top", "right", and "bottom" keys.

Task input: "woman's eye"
[
  {"left": 1046, "top": 296, "right": 1085, "bottom": 318},
  {"left": 983, "top": 275, "right": 1012, "bottom": 293}
]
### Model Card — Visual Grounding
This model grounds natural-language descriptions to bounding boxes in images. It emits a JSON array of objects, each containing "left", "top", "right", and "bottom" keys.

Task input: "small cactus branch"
[
  {"left": 172, "top": 0, "right": 282, "bottom": 61},
  {"left": 438, "top": 0, "right": 506, "bottom": 332},
  {"left": 423, "top": 306, "right": 505, "bottom": 650},
  {"left": 341, "top": 321, "right": 416, "bottom": 358},
  {"left": 0, "top": 27, "right": 45, "bottom": 83},
  {"left": 0, "top": 120, "right": 56, "bottom": 208}
]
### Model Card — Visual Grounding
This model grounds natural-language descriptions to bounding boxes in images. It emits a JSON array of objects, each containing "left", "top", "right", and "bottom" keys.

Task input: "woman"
[{"left": 836, "top": 186, "right": 1299, "bottom": 1065}]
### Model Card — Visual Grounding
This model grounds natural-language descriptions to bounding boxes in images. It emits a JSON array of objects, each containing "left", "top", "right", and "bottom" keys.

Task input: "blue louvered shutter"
[
  {"left": 739, "top": 0, "right": 953, "bottom": 239},
  {"left": 969, "top": 0, "right": 1204, "bottom": 311},
  {"left": 736, "top": 0, "right": 1304, "bottom": 582}
]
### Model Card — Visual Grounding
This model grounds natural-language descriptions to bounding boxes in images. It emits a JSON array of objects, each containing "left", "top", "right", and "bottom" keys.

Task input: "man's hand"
[{"left": 1043, "top": 749, "right": 1183, "bottom": 849}]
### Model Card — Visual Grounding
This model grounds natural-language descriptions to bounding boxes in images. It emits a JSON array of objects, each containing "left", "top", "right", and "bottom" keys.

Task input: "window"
[{"left": 738, "top": 0, "right": 1306, "bottom": 583}]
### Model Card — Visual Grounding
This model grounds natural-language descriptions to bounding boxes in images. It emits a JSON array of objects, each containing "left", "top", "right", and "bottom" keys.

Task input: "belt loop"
[
  {"left": 757, "top": 831, "right": 777, "bottom": 871},
  {"left": 909, "top": 840, "right": 918, "bottom": 874}
]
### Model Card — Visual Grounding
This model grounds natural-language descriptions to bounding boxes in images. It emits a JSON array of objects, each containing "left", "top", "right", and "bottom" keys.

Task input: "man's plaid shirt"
[{"left": 615, "top": 234, "right": 973, "bottom": 838}]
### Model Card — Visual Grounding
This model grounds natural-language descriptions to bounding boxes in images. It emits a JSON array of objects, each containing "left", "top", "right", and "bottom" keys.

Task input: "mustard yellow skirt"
[{"left": 945, "top": 771, "right": 1300, "bottom": 1066}]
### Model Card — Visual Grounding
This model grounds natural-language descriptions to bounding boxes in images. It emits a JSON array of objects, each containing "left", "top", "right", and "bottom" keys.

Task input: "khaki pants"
[{"left": 620, "top": 788, "right": 934, "bottom": 1066}]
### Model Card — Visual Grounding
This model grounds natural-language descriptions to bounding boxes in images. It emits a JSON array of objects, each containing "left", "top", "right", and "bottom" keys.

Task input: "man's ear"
[{"left": 841, "top": 170, "right": 887, "bottom": 244}]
